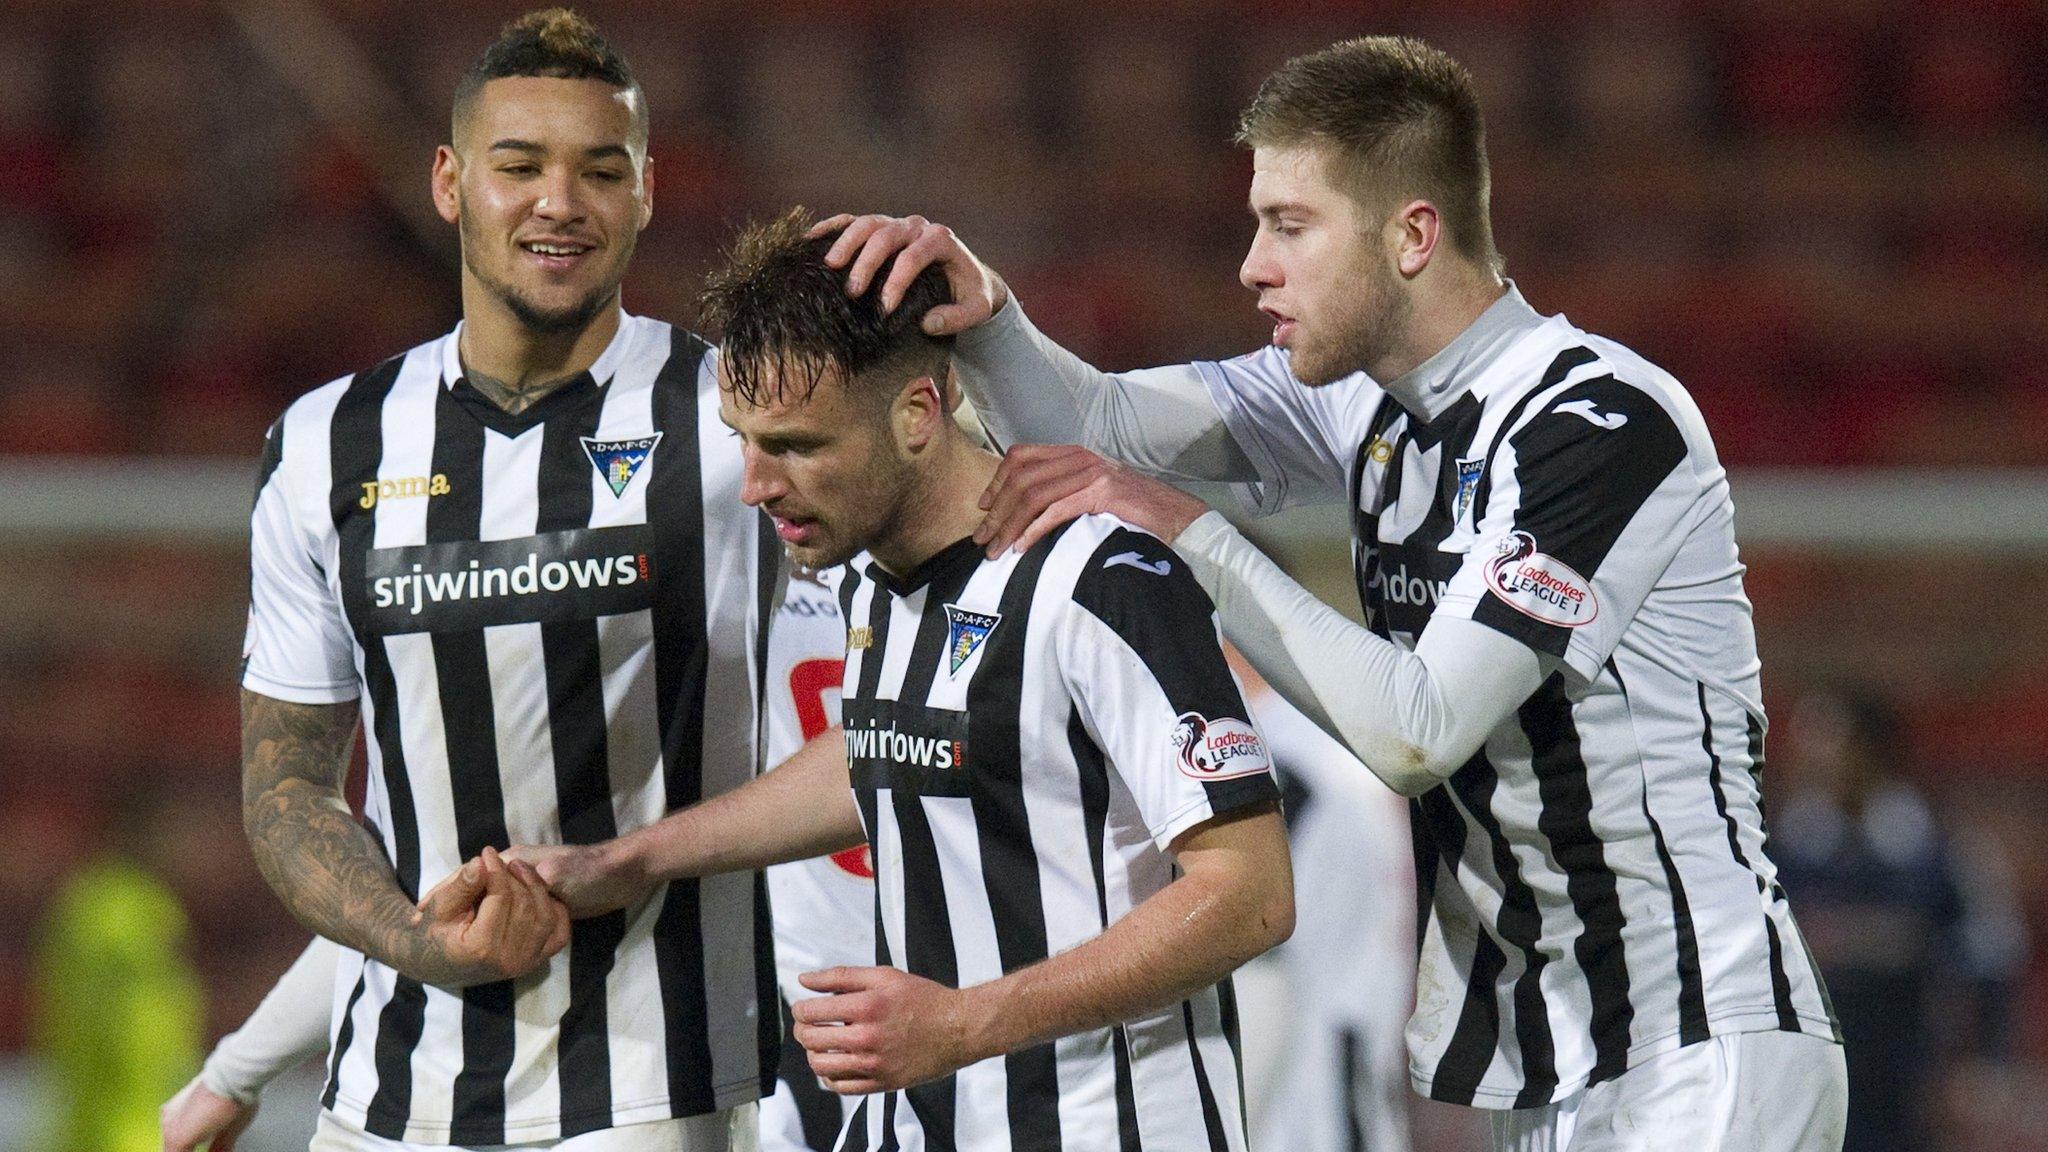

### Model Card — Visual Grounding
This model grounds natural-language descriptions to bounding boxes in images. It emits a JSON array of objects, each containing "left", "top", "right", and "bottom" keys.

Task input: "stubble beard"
[
  {"left": 786, "top": 441, "right": 921, "bottom": 573},
  {"left": 461, "top": 211, "right": 633, "bottom": 336},
  {"left": 1291, "top": 255, "right": 1410, "bottom": 387}
]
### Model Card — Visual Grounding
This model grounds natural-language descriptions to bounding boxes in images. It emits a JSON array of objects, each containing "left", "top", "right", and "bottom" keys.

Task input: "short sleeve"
[
  {"left": 243, "top": 419, "right": 360, "bottom": 703},
  {"left": 1057, "top": 526, "right": 1280, "bottom": 851},
  {"left": 1434, "top": 374, "right": 1694, "bottom": 681},
  {"left": 1199, "top": 347, "right": 1381, "bottom": 514}
]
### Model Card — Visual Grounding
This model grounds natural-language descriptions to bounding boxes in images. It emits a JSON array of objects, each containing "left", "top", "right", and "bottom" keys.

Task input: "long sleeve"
[
  {"left": 952, "top": 297, "right": 1261, "bottom": 483},
  {"left": 1172, "top": 511, "right": 1547, "bottom": 796},
  {"left": 199, "top": 936, "right": 338, "bottom": 1105}
]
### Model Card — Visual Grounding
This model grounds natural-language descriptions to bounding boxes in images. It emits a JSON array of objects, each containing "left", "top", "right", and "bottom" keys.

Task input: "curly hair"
[{"left": 451, "top": 8, "right": 646, "bottom": 149}]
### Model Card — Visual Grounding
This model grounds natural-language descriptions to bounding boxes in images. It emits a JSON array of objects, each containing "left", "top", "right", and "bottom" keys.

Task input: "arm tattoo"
[
  {"left": 463, "top": 368, "right": 582, "bottom": 416},
  {"left": 240, "top": 689, "right": 472, "bottom": 985}
]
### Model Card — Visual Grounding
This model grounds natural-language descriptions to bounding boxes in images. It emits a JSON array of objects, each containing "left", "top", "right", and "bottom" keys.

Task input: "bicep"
[
  {"left": 1199, "top": 349, "right": 1372, "bottom": 511},
  {"left": 1060, "top": 535, "right": 1281, "bottom": 848},
  {"left": 1166, "top": 801, "right": 1288, "bottom": 867},
  {"left": 245, "top": 458, "right": 358, "bottom": 705},
  {"left": 1443, "top": 380, "right": 1694, "bottom": 676},
  {"left": 1409, "top": 616, "right": 1549, "bottom": 753},
  {"left": 775, "top": 724, "right": 850, "bottom": 788},
  {"left": 240, "top": 688, "right": 360, "bottom": 799},
  {"left": 1167, "top": 804, "right": 1293, "bottom": 941}
]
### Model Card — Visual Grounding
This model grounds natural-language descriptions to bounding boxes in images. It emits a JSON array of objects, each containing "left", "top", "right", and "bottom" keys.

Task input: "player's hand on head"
[
  {"left": 160, "top": 1075, "right": 256, "bottom": 1152},
  {"left": 791, "top": 966, "right": 984, "bottom": 1094},
  {"left": 975, "top": 445, "right": 1212, "bottom": 557},
  {"left": 413, "top": 846, "right": 570, "bottom": 985},
  {"left": 502, "top": 841, "right": 644, "bottom": 920},
  {"left": 809, "top": 213, "right": 1008, "bottom": 334}
]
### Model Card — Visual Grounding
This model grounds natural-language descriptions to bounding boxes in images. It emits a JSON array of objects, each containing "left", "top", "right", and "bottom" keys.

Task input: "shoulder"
[
  {"left": 1491, "top": 328, "right": 1704, "bottom": 478},
  {"left": 631, "top": 316, "right": 714, "bottom": 380},
  {"left": 1058, "top": 514, "right": 1213, "bottom": 624},
  {"left": 263, "top": 341, "right": 424, "bottom": 490},
  {"left": 1514, "top": 320, "right": 1707, "bottom": 439},
  {"left": 1214, "top": 343, "right": 1296, "bottom": 388}
]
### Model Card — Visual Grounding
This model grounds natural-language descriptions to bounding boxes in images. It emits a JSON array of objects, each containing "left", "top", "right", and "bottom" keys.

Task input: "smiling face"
[
  {"left": 1239, "top": 144, "right": 1408, "bottom": 387},
  {"left": 434, "top": 75, "right": 651, "bottom": 335},
  {"left": 719, "top": 361, "right": 923, "bottom": 572}
]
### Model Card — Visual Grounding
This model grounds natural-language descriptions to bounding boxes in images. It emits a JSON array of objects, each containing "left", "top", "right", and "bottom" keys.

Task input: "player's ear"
[
  {"left": 896, "top": 375, "right": 945, "bottom": 451},
  {"left": 637, "top": 153, "right": 654, "bottom": 231},
  {"left": 432, "top": 145, "right": 462, "bottom": 226},
  {"left": 1392, "top": 198, "right": 1439, "bottom": 278}
]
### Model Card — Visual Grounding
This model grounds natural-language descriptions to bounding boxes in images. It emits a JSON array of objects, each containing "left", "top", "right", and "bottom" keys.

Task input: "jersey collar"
[
  {"left": 1381, "top": 281, "right": 1545, "bottom": 424},
  {"left": 861, "top": 535, "right": 985, "bottom": 598},
  {"left": 437, "top": 308, "right": 639, "bottom": 391}
]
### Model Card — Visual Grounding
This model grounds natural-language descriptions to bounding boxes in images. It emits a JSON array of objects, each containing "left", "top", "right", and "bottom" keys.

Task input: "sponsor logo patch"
[
  {"left": 943, "top": 604, "right": 1000, "bottom": 675},
  {"left": 359, "top": 473, "right": 450, "bottom": 510},
  {"left": 1553, "top": 399, "right": 1628, "bottom": 430},
  {"left": 1454, "top": 457, "right": 1485, "bottom": 521},
  {"left": 844, "top": 721, "right": 967, "bottom": 772},
  {"left": 1483, "top": 530, "right": 1598, "bottom": 628},
  {"left": 842, "top": 702, "right": 975, "bottom": 797},
  {"left": 581, "top": 433, "right": 662, "bottom": 498},
  {"left": 1103, "top": 550, "right": 1171, "bottom": 576},
  {"left": 360, "top": 525, "right": 654, "bottom": 635},
  {"left": 1170, "top": 712, "right": 1272, "bottom": 781},
  {"left": 1382, "top": 563, "right": 1447, "bottom": 608}
]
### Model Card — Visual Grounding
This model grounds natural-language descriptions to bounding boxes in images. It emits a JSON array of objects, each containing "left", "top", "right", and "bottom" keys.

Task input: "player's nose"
[
  {"left": 738, "top": 446, "right": 786, "bottom": 507},
  {"left": 532, "top": 174, "right": 583, "bottom": 221},
  {"left": 1239, "top": 236, "right": 1280, "bottom": 291}
]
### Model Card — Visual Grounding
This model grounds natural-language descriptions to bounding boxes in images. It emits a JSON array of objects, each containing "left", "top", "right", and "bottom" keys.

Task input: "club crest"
[
  {"left": 943, "top": 604, "right": 1000, "bottom": 676},
  {"left": 581, "top": 433, "right": 662, "bottom": 498},
  {"left": 1454, "top": 457, "right": 1485, "bottom": 521}
]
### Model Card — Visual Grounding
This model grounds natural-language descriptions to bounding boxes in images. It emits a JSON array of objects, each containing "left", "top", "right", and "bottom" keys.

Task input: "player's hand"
[
  {"left": 809, "top": 213, "right": 1008, "bottom": 334},
  {"left": 502, "top": 840, "right": 647, "bottom": 919},
  {"left": 791, "top": 967, "right": 988, "bottom": 1094},
  {"left": 160, "top": 1075, "right": 256, "bottom": 1151},
  {"left": 411, "top": 846, "right": 571, "bottom": 985},
  {"left": 975, "top": 444, "right": 1212, "bottom": 557}
]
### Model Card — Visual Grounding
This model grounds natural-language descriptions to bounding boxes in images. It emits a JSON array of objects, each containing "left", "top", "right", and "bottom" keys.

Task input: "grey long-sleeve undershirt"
[
  {"left": 954, "top": 298, "right": 1544, "bottom": 796},
  {"left": 200, "top": 935, "right": 335, "bottom": 1104}
]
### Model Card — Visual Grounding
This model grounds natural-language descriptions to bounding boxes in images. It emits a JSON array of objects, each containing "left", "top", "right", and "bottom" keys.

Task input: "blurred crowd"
[
  {"left": 1, "top": 0, "right": 2044, "bottom": 464},
  {"left": 2, "top": 1, "right": 2046, "bottom": 1147}
]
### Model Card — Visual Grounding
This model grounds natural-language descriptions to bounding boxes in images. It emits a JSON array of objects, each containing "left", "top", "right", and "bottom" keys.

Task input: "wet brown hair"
[{"left": 701, "top": 208, "right": 954, "bottom": 409}]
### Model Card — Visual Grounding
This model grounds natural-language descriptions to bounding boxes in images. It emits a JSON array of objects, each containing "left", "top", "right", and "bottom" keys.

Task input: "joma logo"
[{"left": 360, "top": 474, "right": 451, "bottom": 509}]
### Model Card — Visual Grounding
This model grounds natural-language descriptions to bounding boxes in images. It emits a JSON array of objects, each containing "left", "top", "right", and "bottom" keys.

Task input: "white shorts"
[
  {"left": 311, "top": 1104, "right": 758, "bottom": 1152},
  {"left": 1489, "top": 1031, "right": 1846, "bottom": 1152}
]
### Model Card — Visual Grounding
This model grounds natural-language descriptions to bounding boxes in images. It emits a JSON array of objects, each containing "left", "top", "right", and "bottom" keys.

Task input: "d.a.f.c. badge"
[
  {"left": 942, "top": 604, "right": 1000, "bottom": 676},
  {"left": 581, "top": 433, "right": 662, "bottom": 498}
]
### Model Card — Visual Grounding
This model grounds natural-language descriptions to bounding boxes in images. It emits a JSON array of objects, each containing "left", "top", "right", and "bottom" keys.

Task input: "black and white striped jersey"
[
  {"left": 761, "top": 568, "right": 869, "bottom": 1152},
  {"left": 1202, "top": 286, "right": 1838, "bottom": 1107},
  {"left": 243, "top": 314, "right": 780, "bottom": 1143},
  {"left": 832, "top": 515, "right": 1279, "bottom": 1152}
]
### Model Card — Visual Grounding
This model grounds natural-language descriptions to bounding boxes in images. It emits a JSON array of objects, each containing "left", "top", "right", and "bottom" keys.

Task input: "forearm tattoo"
[{"left": 240, "top": 690, "right": 467, "bottom": 984}]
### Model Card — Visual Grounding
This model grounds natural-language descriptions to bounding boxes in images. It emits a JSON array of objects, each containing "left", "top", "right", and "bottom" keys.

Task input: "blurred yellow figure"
[{"left": 34, "top": 857, "right": 204, "bottom": 1152}]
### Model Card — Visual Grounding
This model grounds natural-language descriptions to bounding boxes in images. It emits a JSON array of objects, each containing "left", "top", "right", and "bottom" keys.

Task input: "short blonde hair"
[{"left": 1238, "top": 37, "right": 1498, "bottom": 271}]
